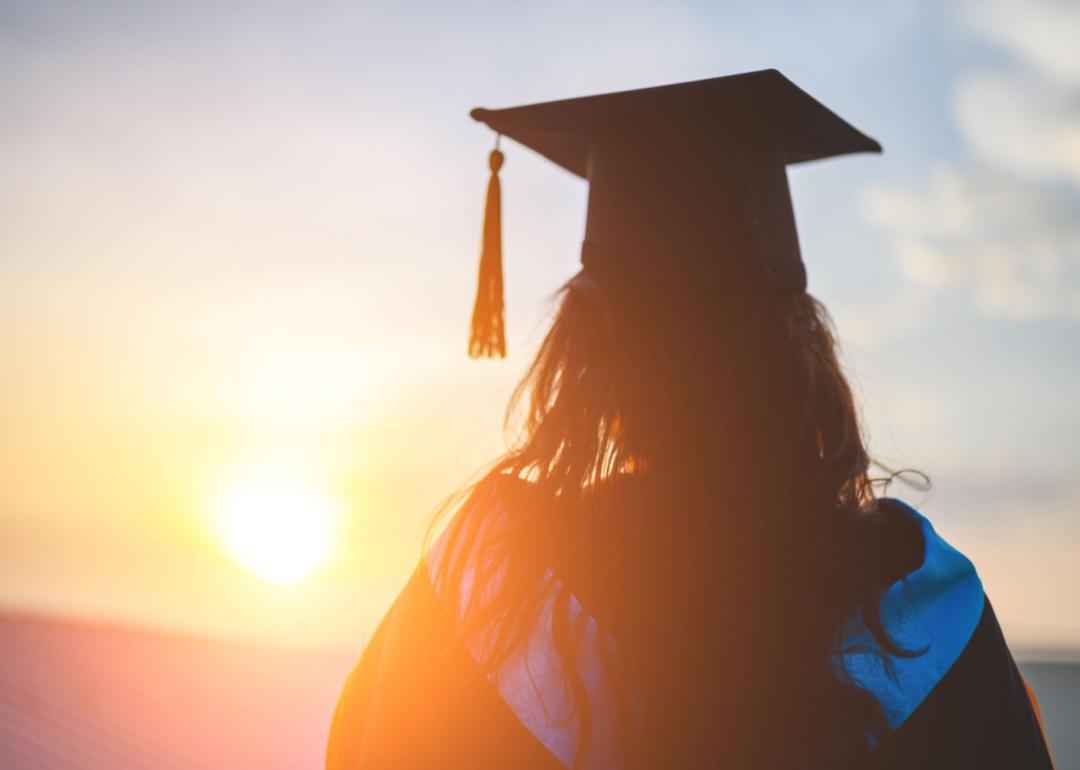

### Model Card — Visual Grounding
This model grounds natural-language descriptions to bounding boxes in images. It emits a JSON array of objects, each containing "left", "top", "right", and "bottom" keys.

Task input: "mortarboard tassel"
[{"left": 469, "top": 136, "right": 506, "bottom": 358}]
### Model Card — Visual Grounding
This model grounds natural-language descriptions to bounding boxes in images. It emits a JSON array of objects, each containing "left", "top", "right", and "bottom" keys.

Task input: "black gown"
[{"left": 325, "top": 476, "right": 1055, "bottom": 769}]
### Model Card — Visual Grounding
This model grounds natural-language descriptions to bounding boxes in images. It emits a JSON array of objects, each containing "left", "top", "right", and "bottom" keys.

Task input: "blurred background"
[{"left": 1, "top": 0, "right": 1077, "bottom": 767}]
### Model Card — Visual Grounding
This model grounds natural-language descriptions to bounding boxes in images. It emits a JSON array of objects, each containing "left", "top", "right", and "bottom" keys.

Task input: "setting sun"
[{"left": 217, "top": 476, "right": 338, "bottom": 584}]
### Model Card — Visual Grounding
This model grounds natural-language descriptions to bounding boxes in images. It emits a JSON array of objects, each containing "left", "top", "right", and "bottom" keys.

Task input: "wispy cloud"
[
  {"left": 862, "top": 166, "right": 1080, "bottom": 319},
  {"left": 959, "top": 0, "right": 1080, "bottom": 84},
  {"left": 862, "top": 0, "right": 1080, "bottom": 322},
  {"left": 953, "top": 68, "right": 1080, "bottom": 183}
]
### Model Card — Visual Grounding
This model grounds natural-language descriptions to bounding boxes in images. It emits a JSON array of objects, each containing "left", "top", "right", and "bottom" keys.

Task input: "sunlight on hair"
[{"left": 216, "top": 475, "right": 338, "bottom": 584}]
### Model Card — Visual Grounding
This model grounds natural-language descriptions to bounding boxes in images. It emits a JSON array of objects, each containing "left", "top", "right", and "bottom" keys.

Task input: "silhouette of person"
[{"left": 326, "top": 70, "right": 1055, "bottom": 770}]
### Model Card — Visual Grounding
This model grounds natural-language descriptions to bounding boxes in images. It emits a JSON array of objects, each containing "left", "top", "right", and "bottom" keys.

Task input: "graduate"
[{"left": 326, "top": 70, "right": 1055, "bottom": 770}]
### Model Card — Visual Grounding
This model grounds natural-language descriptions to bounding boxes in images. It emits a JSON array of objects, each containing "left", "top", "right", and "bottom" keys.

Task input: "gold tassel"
[{"left": 469, "top": 136, "right": 506, "bottom": 358}]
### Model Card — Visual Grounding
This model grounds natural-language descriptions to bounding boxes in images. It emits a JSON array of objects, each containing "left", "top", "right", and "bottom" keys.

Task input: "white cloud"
[
  {"left": 959, "top": 0, "right": 1080, "bottom": 83},
  {"left": 861, "top": 0, "right": 1080, "bottom": 323},
  {"left": 954, "top": 0, "right": 1080, "bottom": 184},
  {"left": 862, "top": 166, "right": 1080, "bottom": 319},
  {"left": 953, "top": 68, "right": 1080, "bottom": 183}
]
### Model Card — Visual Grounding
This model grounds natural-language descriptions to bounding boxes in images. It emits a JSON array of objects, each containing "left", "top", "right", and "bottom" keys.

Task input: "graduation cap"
[{"left": 466, "top": 68, "right": 881, "bottom": 358}]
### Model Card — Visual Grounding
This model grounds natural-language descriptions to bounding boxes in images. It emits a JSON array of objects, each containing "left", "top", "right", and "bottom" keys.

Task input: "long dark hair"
[{"left": 425, "top": 267, "right": 927, "bottom": 769}]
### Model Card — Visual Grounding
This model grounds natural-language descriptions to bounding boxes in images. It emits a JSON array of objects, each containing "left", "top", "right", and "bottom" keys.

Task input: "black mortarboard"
[{"left": 466, "top": 68, "right": 881, "bottom": 358}]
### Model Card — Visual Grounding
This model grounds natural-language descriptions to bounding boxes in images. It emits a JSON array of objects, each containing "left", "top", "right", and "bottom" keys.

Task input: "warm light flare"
[{"left": 217, "top": 476, "right": 338, "bottom": 584}]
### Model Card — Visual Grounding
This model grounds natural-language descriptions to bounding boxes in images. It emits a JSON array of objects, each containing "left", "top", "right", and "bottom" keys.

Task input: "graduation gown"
[{"left": 325, "top": 480, "right": 1055, "bottom": 770}]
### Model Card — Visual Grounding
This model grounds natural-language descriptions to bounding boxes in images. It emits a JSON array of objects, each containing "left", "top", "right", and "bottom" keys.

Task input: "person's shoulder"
[
  {"left": 873, "top": 497, "right": 986, "bottom": 637},
  {"left": 834, "top": 497, "right": 987, "bottom": 730},
  {"left": 839, "top": 498, "right": 1056, "bottom": 766},
  {"left": 422, "top": 472, "right": 524, "bottom": 579}
]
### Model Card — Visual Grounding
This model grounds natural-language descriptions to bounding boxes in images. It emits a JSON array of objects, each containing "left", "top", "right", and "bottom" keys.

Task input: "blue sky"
[{"left": 1, "top": 0, "right": 1077, "bottom": 651}]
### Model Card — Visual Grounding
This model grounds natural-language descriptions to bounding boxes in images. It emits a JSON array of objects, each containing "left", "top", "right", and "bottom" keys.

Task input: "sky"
[{"left": 1, "top": 0, "right": 1078, "bottom": 653}]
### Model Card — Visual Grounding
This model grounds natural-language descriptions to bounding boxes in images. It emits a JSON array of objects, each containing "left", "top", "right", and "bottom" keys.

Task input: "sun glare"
[{"left": 217, "top": 476, "right": 337, "bottom": 584}]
